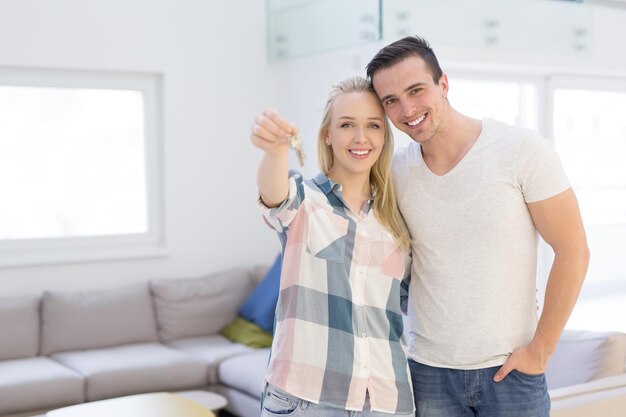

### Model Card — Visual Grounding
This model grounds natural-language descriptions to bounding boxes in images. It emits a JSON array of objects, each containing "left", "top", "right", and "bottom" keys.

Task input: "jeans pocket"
[
  {"left": 262, "top": 385, "right": 300, "bottom": 416},
  {"left": 512, "top": 369, "right": 545, "bottom": 378}
]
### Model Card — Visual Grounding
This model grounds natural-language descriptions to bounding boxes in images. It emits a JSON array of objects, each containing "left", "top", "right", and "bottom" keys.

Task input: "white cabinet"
[
  {"left": 267, "top": 0, "right": 379, "bottom": 61},
  {"left": 383, "top": 0, "right": 591, "bottom": 55}
]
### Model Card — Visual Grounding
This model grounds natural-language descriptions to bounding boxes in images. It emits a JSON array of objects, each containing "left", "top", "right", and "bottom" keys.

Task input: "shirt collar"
[{"left": 312, "top": 172, "right": 376, "bottom": 205}]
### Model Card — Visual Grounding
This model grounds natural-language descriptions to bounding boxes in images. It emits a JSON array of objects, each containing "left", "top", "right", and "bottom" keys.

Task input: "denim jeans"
[
  {"left": 261, "top": 383, "right": 414, "bottom": 417},
  {"left": 409, "top": 360, "right": 550, "bottom": 417}
]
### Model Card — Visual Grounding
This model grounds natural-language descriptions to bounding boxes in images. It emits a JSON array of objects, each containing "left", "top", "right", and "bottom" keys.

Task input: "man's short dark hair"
[{"left": 366, "top": 35, "right": 443, "bottom": 84}]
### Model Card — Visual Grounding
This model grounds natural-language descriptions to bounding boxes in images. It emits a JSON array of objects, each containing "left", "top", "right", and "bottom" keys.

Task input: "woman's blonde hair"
[{"left": 317, "top": 76, "right": 411, "bottom": 250}]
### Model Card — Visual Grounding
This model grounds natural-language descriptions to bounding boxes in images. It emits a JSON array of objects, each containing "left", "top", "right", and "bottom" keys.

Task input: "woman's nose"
[{"left": 353, "top": 127, "right": 367, "bottom": 142}]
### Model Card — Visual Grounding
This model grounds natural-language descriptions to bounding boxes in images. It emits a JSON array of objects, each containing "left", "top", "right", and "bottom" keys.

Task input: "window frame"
[{"left": 0, "top": 67, "right": 167, "bottom": 267}]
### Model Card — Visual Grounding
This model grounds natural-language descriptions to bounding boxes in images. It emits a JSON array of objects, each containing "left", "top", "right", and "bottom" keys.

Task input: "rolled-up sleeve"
[{"left": 258, "top": 170, "right": 305, "bottom": 233}]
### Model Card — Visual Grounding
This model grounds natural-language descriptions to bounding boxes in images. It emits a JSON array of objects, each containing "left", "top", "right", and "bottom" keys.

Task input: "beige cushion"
[
  {"left": 546, "top": 330, "right": 626, "bottom": 389},
  {"left": 150, "top": 267, "right": 256, "bottom": 342},
  {"left": 550, "top": 374, "right": 626, "bottom": 417},
  {"left": 0, "top": 296, "right": 40, "bottom": 360},
  {"left": 41, "top": 284, "right": 158, "bottom": 355}
]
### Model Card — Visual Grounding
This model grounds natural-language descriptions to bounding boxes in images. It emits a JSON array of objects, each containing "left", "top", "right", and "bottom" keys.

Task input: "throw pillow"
[
  {"left": 238, "top": 254, "right": 281, "bottom": 333},
  {"left": 220, "top": 316, "right": 273, "bottom": 348}
]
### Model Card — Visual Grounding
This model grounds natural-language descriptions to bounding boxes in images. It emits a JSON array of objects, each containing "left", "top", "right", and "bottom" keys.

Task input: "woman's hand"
[{"left": 250, "top": 108, "right": 298, "bottom": 156}]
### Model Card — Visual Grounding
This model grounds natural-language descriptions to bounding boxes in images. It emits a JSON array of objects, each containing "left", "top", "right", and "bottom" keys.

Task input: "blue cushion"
[{"left": 238, "top": 254, "right": 281, "bottom": 333}]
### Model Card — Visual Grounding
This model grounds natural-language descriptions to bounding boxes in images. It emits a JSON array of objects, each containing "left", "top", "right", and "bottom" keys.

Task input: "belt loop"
[
  {"left": 300, "top": 398, "right": 309, "bottom": 410},
  {"left": 260, "top": 381, "right": 269, "bottom": 411}
]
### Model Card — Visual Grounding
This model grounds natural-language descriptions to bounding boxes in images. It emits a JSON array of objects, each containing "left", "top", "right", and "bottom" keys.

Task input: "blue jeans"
[
  {"left": 261, "top": 383, "right": 414, "bottom": 417},
  {"left": 409, "top": 360, "right": 550, "bottom": 417}
]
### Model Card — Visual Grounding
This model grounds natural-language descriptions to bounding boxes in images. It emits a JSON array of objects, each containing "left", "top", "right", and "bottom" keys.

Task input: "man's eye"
[
  {"left": 384, "top": 99, "right": 396, "bottom": 106},
  {"left": 410, "top": 88, "right": 422, "bottom": 95}
]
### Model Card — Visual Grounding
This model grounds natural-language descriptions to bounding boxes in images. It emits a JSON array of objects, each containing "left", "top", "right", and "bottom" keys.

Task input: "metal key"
[{"left": 288, "top": 134, "right": 306, "bottom": 167}]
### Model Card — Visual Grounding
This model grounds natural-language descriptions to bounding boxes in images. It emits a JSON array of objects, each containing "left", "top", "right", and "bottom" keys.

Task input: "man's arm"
[{"left": 494, "top": 187, "right": 590, "bottom": 382}]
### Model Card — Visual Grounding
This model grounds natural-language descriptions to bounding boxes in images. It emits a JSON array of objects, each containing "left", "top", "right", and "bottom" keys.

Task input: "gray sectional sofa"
[
  {"left": 1, "top": 265, "right": 626, "bottom": 417},
  {"left": 0, "top": 266, "right": 267, "bottom": 417}
]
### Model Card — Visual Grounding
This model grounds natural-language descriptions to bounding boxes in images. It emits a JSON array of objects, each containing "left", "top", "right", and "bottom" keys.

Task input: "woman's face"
[{"left": 326, "top": 91, "right": 386, "bottom": 181}]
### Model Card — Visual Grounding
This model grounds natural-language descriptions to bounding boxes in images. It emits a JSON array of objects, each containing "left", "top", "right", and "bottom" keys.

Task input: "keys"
[{"left": 288, "top": 134, "right": 306, "bottom": 167}]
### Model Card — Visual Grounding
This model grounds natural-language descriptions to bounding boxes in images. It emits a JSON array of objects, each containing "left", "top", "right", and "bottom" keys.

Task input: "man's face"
[{"left": 372, "top": 55, "right": 449, "bottom": 145}]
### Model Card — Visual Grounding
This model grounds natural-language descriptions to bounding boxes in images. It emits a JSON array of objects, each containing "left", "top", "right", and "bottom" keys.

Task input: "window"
[
  {"left": 552, "top": 87, "right": 626, "bottom": 226},
  {"left": 550, "top": 76, "right": 626, "bottom": 332},
  {"left": 448, "top": 78, "right": 539, "bottom": 131},
  {"left": 0, "top": 68, "right": 165, "bottom": 267}
]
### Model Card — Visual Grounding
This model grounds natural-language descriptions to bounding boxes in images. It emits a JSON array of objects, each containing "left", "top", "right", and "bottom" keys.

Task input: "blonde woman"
[{"left": 251, "top": 76, "right": 414, "bottom": 416}]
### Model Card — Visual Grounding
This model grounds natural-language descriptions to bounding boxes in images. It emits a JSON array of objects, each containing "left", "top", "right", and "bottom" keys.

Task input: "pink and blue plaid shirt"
[{"left": 259, "top": 171, "right": 414, "bottom": 414}]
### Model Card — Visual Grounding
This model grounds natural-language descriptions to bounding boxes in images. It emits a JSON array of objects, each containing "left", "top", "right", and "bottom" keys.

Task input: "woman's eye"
[
  {"left": 340, "top": 123, "right": 352, "bottom": 128},
  {"left": 369, "top": 124, "right": 380, "bottom": 129}
]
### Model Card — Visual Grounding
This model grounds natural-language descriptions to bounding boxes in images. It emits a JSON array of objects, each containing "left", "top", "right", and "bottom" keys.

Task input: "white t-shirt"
[{"left": 393, "top": 118, "right": 570, "bottom": 369}]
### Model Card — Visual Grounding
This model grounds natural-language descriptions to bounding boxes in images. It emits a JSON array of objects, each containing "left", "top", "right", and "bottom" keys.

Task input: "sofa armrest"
[{"left": 550, "top": 373, "right": 626, "bottom": 417}]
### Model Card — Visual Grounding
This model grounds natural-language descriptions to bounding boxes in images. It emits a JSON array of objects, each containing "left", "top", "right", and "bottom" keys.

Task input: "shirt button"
[
  {"left": 361, "top": 333, "right": 367, "bottom": 338},
  {"left": 363, "top": 241, "right": 368, "bottom": 246}
]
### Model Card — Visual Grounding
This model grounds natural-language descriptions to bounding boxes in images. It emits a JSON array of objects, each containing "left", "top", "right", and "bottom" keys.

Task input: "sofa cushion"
[
  {"left": 220, "top": 316, "right": 273, "bottom": 348},
  {"left": 167, "top": 335, "right": 252, "bottom": 383},
  {"left": 0, "top": 357, "right": 84, "bottom": 414},
  {"left": 238, "top": 255, "right": 281, "bottom": 333},
  {"left": 150, "top": 267, "right": 256, "bottom": 342},
  {"left": 51, "top": 342, "right": 208, "bottom": 401},
  {"left": 0, "top": 296, "right": 39, "bottom": 360},
  {"left": 218, "top": 348, "right": 270, "bottom": 398},
  {"left": 41, "top": 284, "right": 158, "bottom": 355},
  {"left": 546, "top": 330, "right": 626, "bottom": 389}
]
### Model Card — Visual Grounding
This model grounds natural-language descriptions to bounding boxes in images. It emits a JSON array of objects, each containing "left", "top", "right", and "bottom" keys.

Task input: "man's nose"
[{"left": 400, "top": 99, "right": 416, "bottom": 118}]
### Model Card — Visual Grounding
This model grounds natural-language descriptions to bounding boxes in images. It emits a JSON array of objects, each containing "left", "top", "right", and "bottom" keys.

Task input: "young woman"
[{"left": 251, "top": 76, "right": 414, "bottom": 416}]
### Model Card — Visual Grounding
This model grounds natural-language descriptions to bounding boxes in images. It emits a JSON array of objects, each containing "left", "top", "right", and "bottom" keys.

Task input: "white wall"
[
  {"left": 0, "top": 1, "right": 624, "bottom": 297},
  {"left": 0, "top": 0, "right": 281, "bottom": 295}
]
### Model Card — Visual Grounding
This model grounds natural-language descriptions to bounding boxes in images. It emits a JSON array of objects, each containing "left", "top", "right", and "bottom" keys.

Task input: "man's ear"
[{"left": 439, "top": 73, "right": 449, "bottom": 98}]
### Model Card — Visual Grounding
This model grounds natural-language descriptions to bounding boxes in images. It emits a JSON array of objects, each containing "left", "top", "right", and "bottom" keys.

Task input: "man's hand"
[{"left": 493, "top": 342, "right": 550, "bottom": 382}]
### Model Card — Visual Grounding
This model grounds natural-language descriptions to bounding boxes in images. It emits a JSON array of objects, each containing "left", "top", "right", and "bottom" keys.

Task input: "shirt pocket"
[
  {"left": 379, "top": 230, "right": 406, "bottom": 279},
  {"left": 306, "top": 208, "right": 349, "bottom": 263}
]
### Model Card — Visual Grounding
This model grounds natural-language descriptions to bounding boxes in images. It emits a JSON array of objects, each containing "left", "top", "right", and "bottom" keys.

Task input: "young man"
[{"left": 366, "top": 36, "right": 590, "bottom": 417}]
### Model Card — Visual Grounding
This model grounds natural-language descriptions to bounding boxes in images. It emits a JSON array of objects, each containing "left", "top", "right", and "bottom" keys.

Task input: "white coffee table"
[
  {"left": 176, "top": 390, "right": 228, "bottom": 411},
  {"left": 47, "top": 392, "right": 219, "bottom": 417}
]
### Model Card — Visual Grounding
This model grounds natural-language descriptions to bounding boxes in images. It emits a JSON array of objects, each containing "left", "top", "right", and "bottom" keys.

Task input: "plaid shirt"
[{"left": 260, "top": 171, "right": 414, "bottom": 414}]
